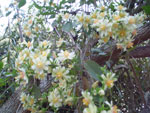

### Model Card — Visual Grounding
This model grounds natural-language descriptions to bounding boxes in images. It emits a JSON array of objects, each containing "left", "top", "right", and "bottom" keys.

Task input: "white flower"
[
  {"left": 20, "top": 40, "right": 34, "bottom": 49},
  {"left": 101, "top": 72, "right": 117, "bottom": 89},
  {"left": 105, "top": 101, "right": 119, "bottom": 113},
  {"left": 99, "top": 89, "right": 105, "bottom": 96},
  {"left": 91, "top": 19, "right": 100, "bottom": 28},
  {"left": 20, "top": 92, "right": 28, "bottom": 104},
  {"left": 64, "top": 97, "right": 73, "bottom": 106},
  {"left": 2, "top": 57, "right": 7, "bottom": 66},
  {"left": 31, "top": 56, "right": 50, "bottom": 74},
  {"left": 90, "top": 11, "right": 97, "bottom": 19},
  {"left": 83, "top": 104, "right": 97, "bottom": 113},
  {"left": 48, "top": 89, "right": 62, "bottom": 108},
  {"left": 62, "top": 13, "right": 71, "bottom": 21},
  {"left": 41, "top": 49, "right": 50, "bottom": 57},
  {"left": 15, "top": 50, "right": 27, "bottom": 67},
  {"left": 56, "top": 38, "right": 64, "bottom": 47},
  {"left": 0, "top": 38, "right": 9, "bottom": 46},
  {"left": 84, "top": 15, "right": 91, "bottom": 24},
  {"left": 97, "top": 19, "right": 112, "bottom": 38},
  {"left": 116, "top": 5, "right": 126, "bottom": 11},
  {"left": 98, "top": 11, "right": 107, "bottom": 19},
  {"left": 15, "top": 68, "right": 28, "bottom": 86},
  {"left": 76, "top": 13, "right": 84, "bottom": 23},
  {"left": 26, "top": 41, "right": 33, "bottom": 49},
  {"left": 27, "top": 96, "right": 35, "bottom": 107},
  {"left": 22, "top": 48, "right": 30, "bottom": 58},
  {"left": 82, "top": 91, "right": 93, "bottom": 106},
  {"left": 30, "top": 51, "right": 40, "bottom": 60},
  {"left": 39, "top": 40, "right": 51, "bottom": 48},
  {"left": 58, "top": 79, "right": 67, "bottom": 88},
  {"left": 25, "top": 30, "right": 33, "bottom": 38},
  {"left": 52, "top": 66, "right": 69, "bottom": 81},
  {"left": 57, "top": 50, "right": 75, "bottom": 61}
]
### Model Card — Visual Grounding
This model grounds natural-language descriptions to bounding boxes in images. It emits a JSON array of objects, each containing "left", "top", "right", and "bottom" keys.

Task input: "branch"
[
  {"left": 17, "top": 8, "right": 23, "bottom": 42},
  {"left": 91, "top": 23, "right": 150, "bottom": 65},
  {"left": 133, "top": 23, "right": 150, "bottom": 45},
  {"left": 129, "top": 46, "right": 150, "bottom": 58},
  {"left": 54, "top": 27, "right": 61, "bottom": 38}
]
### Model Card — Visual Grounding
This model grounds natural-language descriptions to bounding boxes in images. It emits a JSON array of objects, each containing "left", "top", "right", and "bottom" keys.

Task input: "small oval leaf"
[
  {"left": 84, "top": 60, "right": 102, "bottom": 80},
  {"left": 18, "top": 0, "right": 26, "bottom": 8}
]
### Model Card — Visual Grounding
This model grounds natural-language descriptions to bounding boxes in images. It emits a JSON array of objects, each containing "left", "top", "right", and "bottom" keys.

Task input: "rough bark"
[
  {"left": 0, "top": 87, "right": 22, "bottom": 113},
  {"left": 129, "top": 46, "right": 150, "bottom": 58},
  {"left": 0, "top": 79, "right": 52, "bottom": 113}
]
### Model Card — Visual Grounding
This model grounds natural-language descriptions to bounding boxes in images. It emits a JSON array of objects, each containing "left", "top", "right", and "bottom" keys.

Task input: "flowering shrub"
[
  {"left": 16, "top": 38, "right": 119, "bottom": 112},
  {"left": 0, "top": 0, "right": 146, "bottom": 112}
]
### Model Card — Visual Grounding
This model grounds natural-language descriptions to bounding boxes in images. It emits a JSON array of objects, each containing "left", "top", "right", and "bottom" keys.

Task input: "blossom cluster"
[
  {"left": 20, "top": 92, "right": 37, "bottom": 112},
  {"left": 59, "top": 5, "right": 145, "bottom": 50},
  {"left": 82, "top": 91, "right": 119, "bottom": 113},
  {"left": 15, "top": 38, "right": 118, "bottom": 112},
  {"left": 15, "top": 40, "right": 51, "bottom": 82},
  {"left": 15, "top": 39, "right": 77, "bottom": 112},
  {"left": 82, "top": 71, "right": 118, "bottom": 113}
]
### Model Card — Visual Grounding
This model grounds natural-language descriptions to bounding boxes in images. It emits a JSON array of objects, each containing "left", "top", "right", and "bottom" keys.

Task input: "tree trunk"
[{"left": 0, "top": 87, "right": 22, "bottom": 113}]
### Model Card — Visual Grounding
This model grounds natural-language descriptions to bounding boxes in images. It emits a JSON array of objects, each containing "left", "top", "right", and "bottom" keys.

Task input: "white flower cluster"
[
  {"left": 77, "top": 5, "right": 144, "bottom": 50},
  {"left": 15, "top": 40, "right": 51, "bottom": 83},
  {"left": 48, "top": 49, "right": 76, "bottom": 108},
  {"left": 82, "top": 91, "right": 97, "bottom": 113},
  {"left": 59, "top": 5, "right": 145, "bottom": 50},
  {"left": 82, "top": 71, "right": 118, "bottom": 113},
  {"left": 0, "top": 38, "right": 10, "bottom": 46},
  {"left": 101, "top": 101, "right": 120, "bottom": 113},
  {"left": 20, "top": 92, "right": 37, "bottom": 112},
  {"left": 15, "top": 38, "right": 77, "bottom": 112}
]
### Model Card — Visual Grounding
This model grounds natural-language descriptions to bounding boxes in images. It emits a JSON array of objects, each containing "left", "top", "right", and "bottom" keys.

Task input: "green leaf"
[
  {"left": 31, "top": 85, "right": 41, "bottom": 99},
  {"left": 68, "top": 0, "right": 75, "bottom": 3},
  {"left": 33, "top": 2, "right": 42, "bottom": 9},
  {"left": 62, "top": 22, "right": 73, "bottom": 32},
  {"left": 0, "top": 78, "right": 6, "bottom": 87},
  {"left": 142, "top": 5, "right": 150, "bottom": 15},
  {"left": 12, "top": 69, "right": 17, "bottom": 77},
  {"left": 109, "top": 2, "right": 115, "bottom": 12},
  {"left": 18, "top": 0, "right": 26, "bottom": 8},
  {"left": 6, "top": 11, "right": 11, "bottom": 16},
  {"left": 80, "top": 0, "right": 85, "bottom": 5},
  {"left": 50, "top": 14, "right": 55, "bottom": 18},
  {"left": 52, "top": 20, "right": 57, "bottom": 27},
  {"left": 0, "top": 61, "right": 3, "bottom": 71},
  {"left": 84, "top": 60, "right": 102, "bottom": 80}
]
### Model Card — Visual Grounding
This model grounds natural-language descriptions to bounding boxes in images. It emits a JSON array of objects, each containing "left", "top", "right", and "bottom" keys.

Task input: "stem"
[
  {"left": 17, "top": 8, "right": 23, "bottom": 42},
  {"left": 54, "top": 27, "right": 61, "bottom": 38}
]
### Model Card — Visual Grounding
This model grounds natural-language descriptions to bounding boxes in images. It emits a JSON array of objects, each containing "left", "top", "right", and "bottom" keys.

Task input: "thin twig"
[
  {"left": 17, "top": 8, "right": 23, "bottom": 42},
  {"left": 65, "top": 32, "right": 82, "bottom": 54},
  {"left": 54, "top": 27, "right": 61, "bottom": 38},
  {"left": 16, "top": 103, "right": 22, "bottom": 113},
  {"left": 0, "top": 83, "right": 14, "bottom": 98}
]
